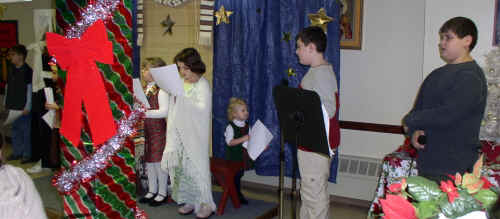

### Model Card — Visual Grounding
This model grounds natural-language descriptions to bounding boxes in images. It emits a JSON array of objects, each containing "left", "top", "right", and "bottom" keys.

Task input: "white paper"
[
  {"left": 42, "top": 87, "right": 55, "bottom": 129},
  {"left": 247, "top": 119, "right": 273, "bottom": 160},
  {"left": 133, "top": 78, "right": 151, "bottom": 109},
  {"left": 3, "top": 110, "right": 23, "bottom": 126},
  {"left": 149, "top": 64, "right": 184, "bottom": 97}
]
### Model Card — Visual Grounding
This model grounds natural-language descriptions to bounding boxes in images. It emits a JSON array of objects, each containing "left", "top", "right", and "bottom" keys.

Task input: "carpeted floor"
[{"left": 33, "top": 175, "right": 276, "bottom": 219}]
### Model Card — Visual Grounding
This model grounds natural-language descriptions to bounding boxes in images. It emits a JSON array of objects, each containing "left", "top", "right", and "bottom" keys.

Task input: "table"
[{"left": 367, "top": 140, "right": 500, "bottom": 218}]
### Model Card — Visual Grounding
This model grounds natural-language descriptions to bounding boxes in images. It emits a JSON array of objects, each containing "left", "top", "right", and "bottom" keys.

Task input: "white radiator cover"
[{"left": 242, "top": 155, "right": 382, "bottom": 201}]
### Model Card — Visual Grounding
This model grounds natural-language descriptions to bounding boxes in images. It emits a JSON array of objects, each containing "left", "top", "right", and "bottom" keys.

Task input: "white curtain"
[{"left": 27, "top": 9, "right": 55, "bottom": 92}]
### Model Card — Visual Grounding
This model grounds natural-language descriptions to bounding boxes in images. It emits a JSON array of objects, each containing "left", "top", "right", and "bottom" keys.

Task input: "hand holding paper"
[
  {"left": 133, "top": 78, "right": 151, "bottom": 109},
  {"left": 150, "top": 64, "right": 184, "bottom": 97},
  {"left": 3, "top": 110, "right": 23, "bottom": 126},
  {"left": 42, "top": 87, "right": 56, "bottom": 129},
  {"left": 246, "top": 119, "right": 273, "bottom": 160}
]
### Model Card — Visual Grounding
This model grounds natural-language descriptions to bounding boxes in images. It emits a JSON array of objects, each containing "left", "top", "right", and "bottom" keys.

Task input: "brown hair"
[
  {"left": 227, "top": 97, "right": 247, "bottom": 120},
  {"left": 439, "top": 17, "right": 478, "bottom": 52},
  {"left": 173, "top": 48, "right": 206, "bottom": 75},
  {"left": 141, "top": 57, "right": 167, "bottom": 70}
]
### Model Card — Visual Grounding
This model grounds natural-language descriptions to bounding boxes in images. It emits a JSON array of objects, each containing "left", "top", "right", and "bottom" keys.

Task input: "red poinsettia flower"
[
  {"left": 440, "top": 180, "right": 459, "bottom": 203},
  {"left": 380, "top": 194, "right": 417, "bottom": 219},
  {"left": 388, "top": 178, "right": 407, "bottom": 194},
  {"left": 481, "top": 176, "right": 493, "bottom": 189}
]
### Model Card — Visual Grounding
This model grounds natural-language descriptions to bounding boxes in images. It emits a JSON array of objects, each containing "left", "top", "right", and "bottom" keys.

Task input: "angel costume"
[{"left": 161, "top": 76, "right": 215, "bottom": 213}]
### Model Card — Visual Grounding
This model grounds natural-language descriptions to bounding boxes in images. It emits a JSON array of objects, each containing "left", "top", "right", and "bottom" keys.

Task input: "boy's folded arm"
[{"left": 403, "top": 72, "right": 484, "bottom": 129}]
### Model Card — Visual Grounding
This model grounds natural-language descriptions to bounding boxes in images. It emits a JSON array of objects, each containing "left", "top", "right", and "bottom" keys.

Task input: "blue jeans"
[{"left": 11, "top": 113, "right": 31, "bottom": 159}]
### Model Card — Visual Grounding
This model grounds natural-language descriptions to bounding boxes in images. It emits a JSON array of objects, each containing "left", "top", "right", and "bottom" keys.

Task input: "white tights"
[{"left": 146, "top": 162, "right": 169, "bottom": 198}]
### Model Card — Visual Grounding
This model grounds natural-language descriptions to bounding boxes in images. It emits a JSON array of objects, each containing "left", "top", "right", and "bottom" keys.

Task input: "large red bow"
[{"left": 46, "top": 20, "right": 116, "bottom": 146}]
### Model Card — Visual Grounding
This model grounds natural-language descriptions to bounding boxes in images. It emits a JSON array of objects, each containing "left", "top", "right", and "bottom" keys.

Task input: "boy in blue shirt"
[
  {"left": 403, "top": 17, "right": 487, "bottom": 182},
  {"left": 5, "top": 44, "right": 33, "bottom": 163}
]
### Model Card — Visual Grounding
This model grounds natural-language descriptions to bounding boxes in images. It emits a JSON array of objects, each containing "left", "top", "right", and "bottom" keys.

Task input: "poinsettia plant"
[{"left": 380, "top": 155, "right": 499, "bottom": 219}]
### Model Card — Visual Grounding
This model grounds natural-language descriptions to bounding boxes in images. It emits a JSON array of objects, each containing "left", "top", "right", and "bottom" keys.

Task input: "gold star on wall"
[
  {"left": 282, "top": 32, "right": 291, "bottom": 43},
  {"left": 215, "top": 5, "right": 233, "bottom": 25},
  {"left": 308, "top": 8, "right": 333, "bottom": 33},
  {"left": 287, "top": 67, "right": 296, "bottom": 77},
  {"left": 0, "top": 5, "right": 7, "bottom": 19}
]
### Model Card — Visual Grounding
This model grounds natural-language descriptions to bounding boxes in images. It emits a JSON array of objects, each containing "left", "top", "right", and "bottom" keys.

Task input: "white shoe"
[{"left": 27, "top": 161, "right": 51, "bottom": 174}]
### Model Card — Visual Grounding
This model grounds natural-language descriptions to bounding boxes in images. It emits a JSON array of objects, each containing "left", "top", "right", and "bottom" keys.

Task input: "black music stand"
[{"left": 271, "top": 85, "right": 329, "bottom": 219}]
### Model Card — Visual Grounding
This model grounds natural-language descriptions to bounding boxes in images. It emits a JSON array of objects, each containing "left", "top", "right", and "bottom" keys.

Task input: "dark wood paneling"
[{"left": 339, "top": 120, "right": 404, "bottom": 134}]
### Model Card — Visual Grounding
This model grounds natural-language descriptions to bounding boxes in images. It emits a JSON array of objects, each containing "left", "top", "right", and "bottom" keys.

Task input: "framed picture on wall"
[
  {"left": 339, "top": 0, "right": 363, "bottom": 50},
  {"left": 495, "top": 0, "right": 500, "bottom": 45},
  {"left": 0, "top": 20, "right": 18, "bottom": 92}
]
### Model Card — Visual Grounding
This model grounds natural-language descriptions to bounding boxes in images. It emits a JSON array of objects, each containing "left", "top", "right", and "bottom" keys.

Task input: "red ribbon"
[{"left": 46, "top": 20, "right": 116, "bottom": 146}]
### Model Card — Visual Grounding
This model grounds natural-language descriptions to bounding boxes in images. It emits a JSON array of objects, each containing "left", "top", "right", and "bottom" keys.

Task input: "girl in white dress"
[{"left": 161, "top": 48, "right": 215, "bottom": 218}]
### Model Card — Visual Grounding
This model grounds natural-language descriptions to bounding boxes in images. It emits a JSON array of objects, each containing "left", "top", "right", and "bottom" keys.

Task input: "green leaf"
[
  {"left": 414, "top": 201, "right": 440, "bottom": 219},
  {"left": 473, "top": 189, "right": 499, "bottom": 210},
  {"left": 406, "top": 176, "right": 443, "bottom": 202},
  {"left": 439, "top": 190, "right": 482, "bottom": 218}
]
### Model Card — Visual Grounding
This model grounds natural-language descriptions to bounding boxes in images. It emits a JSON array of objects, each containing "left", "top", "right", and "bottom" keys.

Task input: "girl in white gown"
[{"left": 161, "top": 48, "right": 215, "bottom": 218}]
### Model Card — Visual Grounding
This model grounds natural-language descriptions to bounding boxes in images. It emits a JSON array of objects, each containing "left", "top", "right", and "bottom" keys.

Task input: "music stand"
[{"left": 271, "top": 85, "right": 329, "bottom": 219}]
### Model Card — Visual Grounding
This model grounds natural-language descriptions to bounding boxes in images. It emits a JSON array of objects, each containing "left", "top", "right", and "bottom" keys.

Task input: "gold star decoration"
[
  {"left": 282, "top": 32, "right": 291, "bottom": 43},
  {"left": 287, "top": 67, "right": 296, "bottom": 77},
  {"left": 215, "top": 5, "right": 233, "bottom": 25},
  {"left": 0, "top": 5, "right": 7, "bottom": 19},
  {"left": 308, "top": 8, "right": 333, "bottom": 33},
  {"left": 161, "top": 14, "right": 175, "bottom": 36}
]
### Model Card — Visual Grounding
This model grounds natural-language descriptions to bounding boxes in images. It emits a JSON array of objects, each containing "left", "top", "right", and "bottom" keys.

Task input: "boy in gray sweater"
[{"left": 403, "top": 17, "right": 487, "bottom": 182}]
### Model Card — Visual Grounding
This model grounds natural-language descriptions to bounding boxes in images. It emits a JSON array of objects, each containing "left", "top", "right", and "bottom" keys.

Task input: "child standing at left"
[
  {"left": 224, "top": 97, "right": 251, "bottom": 204},
  {"left": 139, "top": 57, "right": 171, "bottom": 206},
  {"left": 5, "top": 45, "right": 33, "bottom": 163}
]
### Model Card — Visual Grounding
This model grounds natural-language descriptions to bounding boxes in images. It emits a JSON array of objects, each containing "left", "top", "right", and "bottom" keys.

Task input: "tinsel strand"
[{"left": 52, "top": 103, "right": 146, "bottom": 194}]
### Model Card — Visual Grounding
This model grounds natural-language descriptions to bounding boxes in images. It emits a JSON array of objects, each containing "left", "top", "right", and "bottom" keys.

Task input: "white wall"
[
  {"left": 1, "top": 0, "right": 53, "bottom": 46},
  {"left": 423, "top": 1, "right": 496, "bottom": 77},
  {"left": 339, "top": 0, "right": 425, "bottom": 159}
]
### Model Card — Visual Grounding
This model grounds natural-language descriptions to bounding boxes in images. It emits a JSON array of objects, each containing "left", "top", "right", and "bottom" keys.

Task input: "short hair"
[
  {"left": 296, "top": 26, "right": 327, "bottom": 53},
  {"left": 142, "top": 57, "right": 166, "bottom": 69},
  {"left": 173, "top": 48, "right": 206, "bottom": 75},
  {"left": 9, "top": 44, "right": 28, "bottom": 60},
  {"left": 439, "top": 17, "right": 478, "bottom": 52},
  {"left": 227, "top": 97, "right": 247, "bottom": 121}
]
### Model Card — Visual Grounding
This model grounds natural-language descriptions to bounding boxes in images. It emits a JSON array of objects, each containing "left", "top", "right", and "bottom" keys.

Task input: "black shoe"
[
  {"left": 149, "top": 194, "right": 168, "bottom": 207},
  {"left": 7, "top": 155, "right": 21, "bottom": 161},
  {"left": 238, "top": 194, "right": 248, "bottom": 205},
  {"left": 138, "top": 193, "right": 156, "bottom": 204}
]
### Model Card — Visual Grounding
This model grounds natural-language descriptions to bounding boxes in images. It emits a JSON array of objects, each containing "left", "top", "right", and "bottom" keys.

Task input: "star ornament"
[
  {"left": 215, "top": 5, "right": 233, "bottom": 25},
  {"left": 287, "top": 67, "right": 296, "bottom": 77},
  {"left": 161, "top": 14, "right": 175, "bottom": 36},
  {"left": 308, "top": 8, "right": 333, "bottom": 33},
  {"left": 282, "top": 32, "right": 291, "bottom": 43}
]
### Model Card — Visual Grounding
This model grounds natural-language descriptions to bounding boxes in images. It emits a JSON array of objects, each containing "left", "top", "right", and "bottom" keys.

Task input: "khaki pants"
[{"left": 298, "top": 150, "right": 331, "bottom": 219}]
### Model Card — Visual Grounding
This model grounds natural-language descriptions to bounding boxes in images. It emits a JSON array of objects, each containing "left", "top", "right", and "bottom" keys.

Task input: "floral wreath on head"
[{"left": 380, "top": 154, "right": 499, "bottom": 219}]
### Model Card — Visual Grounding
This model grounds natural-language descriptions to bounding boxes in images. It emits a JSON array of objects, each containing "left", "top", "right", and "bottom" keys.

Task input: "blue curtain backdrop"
[{"left": 212, "top": 0, "right": 340, "bottom": 182}]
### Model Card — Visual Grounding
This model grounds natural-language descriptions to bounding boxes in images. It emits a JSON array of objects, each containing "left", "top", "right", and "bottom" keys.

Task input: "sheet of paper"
[
  {"left": 133, "top": 78, "right": 151, "bottom": 109},
  {"left": 3, "top": 110, "right": 23, "bottom": 126},
  {"left": 44, "top": 87, "right": 54, "bottom": 104},
  {"left": 150, "top": 64, "right": 184, "bottom": 97},
  {"left": 42, "top": 87, "right": 55, "bottom": 129},
  {"left": 42, "top": 111, "right": 55, "bottom": 129},
  {"left": 247, "top": 119, "right": 273, "bottom": 160}
]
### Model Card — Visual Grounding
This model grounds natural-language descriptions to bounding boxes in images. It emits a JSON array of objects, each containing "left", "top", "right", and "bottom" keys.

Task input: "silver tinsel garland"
[
  {"left": 53, "top": 103, "right": 146, "bottom": 194},
  {"left": 480, "top": 47, "right": 500, "bottom": 144}
]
